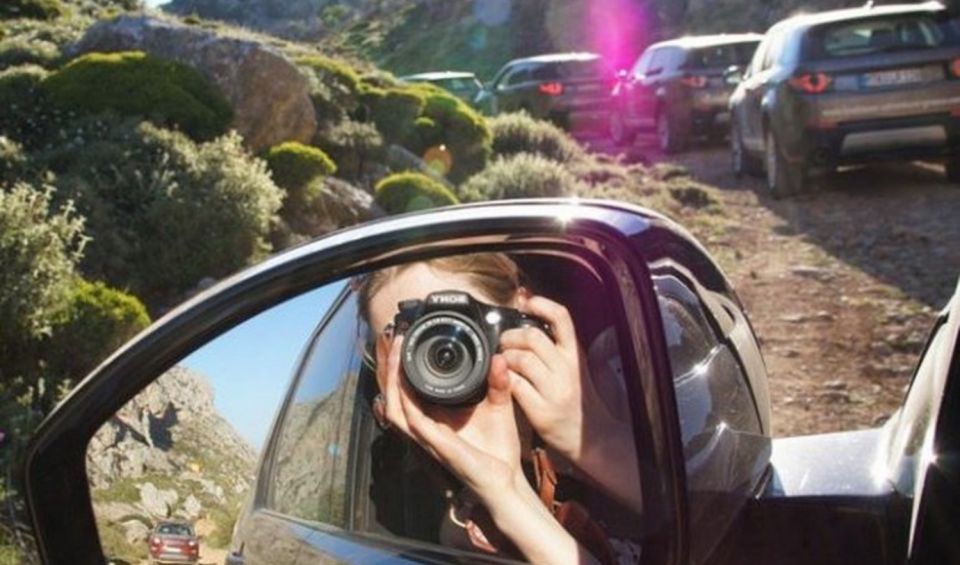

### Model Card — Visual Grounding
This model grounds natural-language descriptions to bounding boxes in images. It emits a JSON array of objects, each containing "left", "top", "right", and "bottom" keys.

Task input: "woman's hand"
[
  {"left": 374, "top": 330, "right": 598, "bottom": 565},
  {"left": 501, "top": 297, "right": 643, "bottom": 512}
]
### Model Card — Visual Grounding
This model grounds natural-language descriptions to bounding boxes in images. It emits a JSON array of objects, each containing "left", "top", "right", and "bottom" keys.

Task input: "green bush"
[
  {"left": 0, "top": 0, "right": 65, "bottom": 20},
  {"left": 264, "top": 141, "right": 337, "bottom": 192},
  {"left": 460, "top": 153, "right": 585, "bottom": 203},
  {"left": 0, "top": 64, "right": 59, "bottom": 147},
  {"left": 0, "top": 135, "right": 27, "bottom": 183},
  {"left": 57, "top": 122, "right": 283, "bottom": 308},
  {"left": 0, "top": 35, "right": 61, "bottom": 69},
  {"left": 488, "top": 112, "right": 586, "bottom": 163},
  {"left": 314, "top": 120, "right": 384, "bottom": 180},
  {"left": 42, "top": 51, "right": 233, "bottom": 141},
  {"left": 361, "top": 86, "right": 425, "bottom": 145},
  {"left": 43, "top": 279, "right": 149, "bottom": 380},
  {"left": 297, "top": 55, "right": 362, "bottom": 124},
  {"left": 0, "top": 183, "right": 85, "bottom": 363},
  {"left": 374, "top": 171, "right": 458, "bottom": 214}
]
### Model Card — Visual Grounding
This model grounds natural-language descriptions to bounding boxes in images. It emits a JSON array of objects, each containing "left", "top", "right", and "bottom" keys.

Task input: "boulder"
[
  {"left": 70, "top": 15, "right": 317, "bottom": 153},
  {"left": 138, "top": 482, "right": 179, "bottom": 518},
  {"left": 122, "top": 519, "right": 151, "bottom": 545}
]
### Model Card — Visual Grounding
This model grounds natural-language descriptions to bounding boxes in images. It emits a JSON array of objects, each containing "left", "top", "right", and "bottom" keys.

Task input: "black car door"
[{"left": 900, "top": 279, "right": 960, "bottom": 564}]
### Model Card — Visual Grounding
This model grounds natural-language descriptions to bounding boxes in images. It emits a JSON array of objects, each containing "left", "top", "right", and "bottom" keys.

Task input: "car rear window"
[
  {"left": 532, "top": 59, "right": 610, "bottom": 81},
  {"left": 157, "top": 524, "right": 192, "bottom": 536},
  {"left": 684, "top": 42, "right": 759, "bottom": 69},
  {"left": 805, "top": 13, "right": 960, "bottom": 59}
]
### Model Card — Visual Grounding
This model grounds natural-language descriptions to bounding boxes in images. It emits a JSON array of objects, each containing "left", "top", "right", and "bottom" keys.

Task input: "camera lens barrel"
[{"left": 401, "top": 312, "right": 490, "bottom": 405}]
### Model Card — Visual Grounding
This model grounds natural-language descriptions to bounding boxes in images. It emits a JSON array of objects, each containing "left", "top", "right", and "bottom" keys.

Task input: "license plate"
[{"left": 863, "top": 66, "right": 941, "bottom": 87}]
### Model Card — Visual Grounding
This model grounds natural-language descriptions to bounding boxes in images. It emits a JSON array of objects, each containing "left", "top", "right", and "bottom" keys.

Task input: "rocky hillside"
[
  {"left": 159, "top": 0, "right": 934, "bottom": 78},
  {"left": 87, "top": 366, "right": 256, "bottom": 561}
]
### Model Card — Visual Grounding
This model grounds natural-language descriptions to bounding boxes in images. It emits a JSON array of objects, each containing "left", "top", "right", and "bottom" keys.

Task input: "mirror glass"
[{"left": 87, "top": 251, "right": 646, "bottom": 565}]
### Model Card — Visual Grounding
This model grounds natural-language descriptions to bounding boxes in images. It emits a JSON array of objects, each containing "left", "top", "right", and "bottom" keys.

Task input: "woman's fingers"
[
  {"left": 381, "top": 335, "right": 410, "bottom": 434},
  {"left": 500, "top": 326, "right": 562, "bottom": 373},
  {"left": 522, "top": 296, "right": 577, "bottom": 351},
  {"left": 500, "top": 348, "right": 552, "bottom": 394},
  {"left": 508, "top": 369, "right": 546, "bottom": 418},
  {"left": 486, "top": 355, "right": 512, "bottom": 406},
  {"left": 399, "top": 380, "right": 481, "bottom": 480}
]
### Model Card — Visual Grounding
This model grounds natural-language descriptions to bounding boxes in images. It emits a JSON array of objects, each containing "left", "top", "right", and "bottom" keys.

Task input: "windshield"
[{"left": 156, "top": 524, "right": 193, "bottom": 536}]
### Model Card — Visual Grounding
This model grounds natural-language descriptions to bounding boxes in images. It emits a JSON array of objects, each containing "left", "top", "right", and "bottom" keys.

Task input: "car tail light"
[
  {"left": 680, "top": 74, "right": 708, "bottom": 88},
  {"left": 538, "top": 82, "right": 564, "bottom": 96},
  {"left": 789, "top": 72, "right": 832, "bottom": 94},
  {"left": 950, "top": 57, "right": 960, "bottom": 78}
]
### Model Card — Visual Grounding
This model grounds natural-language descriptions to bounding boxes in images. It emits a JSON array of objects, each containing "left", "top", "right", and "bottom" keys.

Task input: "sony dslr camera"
[{"left": 393, "top": 290, "right": 552, "bottom": 406}]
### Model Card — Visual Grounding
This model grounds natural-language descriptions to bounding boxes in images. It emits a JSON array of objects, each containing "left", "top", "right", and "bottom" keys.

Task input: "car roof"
[
  {"left": 399, "top": 71, "right": 477, "bottom": 81},
  {"left": 649, "top": 33, "right": 764, "bottom": 50},
  {"left": 778, "top": 1, "right": 946, "bottom": 32},
  {"left": 505, "top": 52, "right": 601, "bottom": 67}
]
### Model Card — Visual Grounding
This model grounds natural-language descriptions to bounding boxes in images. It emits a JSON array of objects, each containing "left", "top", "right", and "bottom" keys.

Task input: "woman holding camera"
[{"left": 358, "top": 254, "right": 642, "bottom": 565}]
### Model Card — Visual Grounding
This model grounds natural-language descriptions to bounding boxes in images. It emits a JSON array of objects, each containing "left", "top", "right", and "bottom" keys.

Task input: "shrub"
[
  {"left": 57, "top": 122, "right": 283, "bottom": 308},
  {"left": 0, "top": 135, "right": 27, "bottom": 183},
  {"left": 415, "top": 85, "right": 491, "bottom": 183},
  {"left": 263, "top": 141, "right": 337, "bottom": 192},
  {"left": 0, "top": 64, "right": 59, "bottom": 147},
  {"left": 460, "top": 153, "right": 585, "bottom": 203},
  {"left": 374, "top": 171, "right": 458, "bottom": 214},
  {"left": 314, "top": 120, "right": 384, "bottom": 180},
  {"left": 361, "top": 87, "right": 425, "bottom": 144},
  {"left": 488, "top": 112, "right": 586, "bottom": 163},
  {"left": 0, "top": 0, "right": 65, "bottom": 21},
  {"left": 0, "top": 183, "right": 85, "bottom": 352},
  {"left": 43, "top": 279, "right": 150, "bottom": 380},
  {"left": 42, "top": 51, "right": 233, "bottom": 141},
  {"left": 0, "top": 35, "right": 61, "bottom": 69},
  {"left": 297, "top": 55, "right": 362, "bottom": 124}
]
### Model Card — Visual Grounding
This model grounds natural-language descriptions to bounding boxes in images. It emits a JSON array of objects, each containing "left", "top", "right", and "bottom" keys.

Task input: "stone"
[
  {"left": 122, "top": 519, "right": 151, "bottom": 545},
  {"left": 70, "top": 16, "right": 317, "bottom": 153},
  {"left": 182, "top": 494, "right": 202, "bottom": 520}
]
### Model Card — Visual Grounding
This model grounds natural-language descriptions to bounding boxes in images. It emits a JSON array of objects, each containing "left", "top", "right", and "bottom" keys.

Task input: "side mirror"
[{"left": 724, "top": 65, "right": 744, "bottom": 86}]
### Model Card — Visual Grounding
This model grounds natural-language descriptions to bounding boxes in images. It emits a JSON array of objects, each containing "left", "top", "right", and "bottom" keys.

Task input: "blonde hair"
[{"left": 357, "top": 253, "right": 522, "bottom": 326}]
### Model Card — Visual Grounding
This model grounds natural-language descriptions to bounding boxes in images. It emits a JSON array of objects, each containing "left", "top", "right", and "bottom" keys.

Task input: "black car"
[
  {"left": 21, "top": 200, "right": 960, "bottom": 565},
  {"left": 610, "top": 34, "right": 762, "bottom": 152},
  {"left": 729, "top": 3, "right": 960, "bottom": 196},
  {"left": 475, "top": 52, "right": 612, "bottom": 128}
]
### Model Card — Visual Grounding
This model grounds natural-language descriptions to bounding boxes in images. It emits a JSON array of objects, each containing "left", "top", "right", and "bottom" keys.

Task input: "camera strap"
[{"left": 532, "top": 448, "right": 617, "bottom": 565}]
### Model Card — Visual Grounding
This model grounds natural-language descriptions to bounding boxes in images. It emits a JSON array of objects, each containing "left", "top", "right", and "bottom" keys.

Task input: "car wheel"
[
  {"left": 657, "top": 110, "right": 686, "bottom": 154},
  {"left": 609, "top": 110, "right": 637, "bottom": 147},
  {"left": 764, "top": 129, "right": 805, "bottom": 198},
  {"left": 731, "top": 122, "right": 761, "bottom": 177},
  {"left": 945, "top": 156, "right": 960, "bottom": 185}
]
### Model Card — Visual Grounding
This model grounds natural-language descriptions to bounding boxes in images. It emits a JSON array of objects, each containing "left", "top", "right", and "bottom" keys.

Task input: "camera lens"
[
  {"left": 401, "top": 313, "right": 489, "bottom": 406},
  {"left": 428, "top": 339, "right": 464, "bottom": 375}
]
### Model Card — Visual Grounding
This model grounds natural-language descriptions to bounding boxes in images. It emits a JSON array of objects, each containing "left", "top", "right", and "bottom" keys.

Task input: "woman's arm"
[
  {"left": 501, "top": 297, "right": 644, "bottom": 512},
  {"left": 376, "top": 332, "right": 601, "bottom": 565}
]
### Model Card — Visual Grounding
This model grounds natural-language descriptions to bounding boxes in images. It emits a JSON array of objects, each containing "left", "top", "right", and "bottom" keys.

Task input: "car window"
[
  {"left": 648, "top": 49, "right": 668, "bottom": 73},
  {"left": 267, "top": 291, "right": 366, "bottom": 527},
  {"left": 805, "top": 13, "right": 959, "bottom": 60},
  {"left": 685, "top": 42, "right": 760, "bottom": 69},
  {"left": 762, "top": 31, "right": 785, "bottom": 70},
  {"left": 501, "top": 65, "right": 532, "bottom": 87},
  {"left": 157, "top": 524, "right": 193, "bottom": 536}
]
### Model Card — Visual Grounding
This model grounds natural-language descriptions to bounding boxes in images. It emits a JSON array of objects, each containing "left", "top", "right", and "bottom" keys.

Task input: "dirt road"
[{"left": 594, "top": 134, "right": 960, "bottom": 437}]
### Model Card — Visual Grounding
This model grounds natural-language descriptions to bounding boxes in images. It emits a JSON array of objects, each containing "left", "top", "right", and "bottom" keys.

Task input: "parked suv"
[
  {"left": 147, "top": 521, "right": 199, "bottom": 564},
  {"left": 729, "top": 2, "right": 960, "bottom": 196},
  {"left": 474, "top": 52, "right": 612, "bottom": 128},
  {"left": 610, "top": 34, "right": 762, "bottom": 152}
]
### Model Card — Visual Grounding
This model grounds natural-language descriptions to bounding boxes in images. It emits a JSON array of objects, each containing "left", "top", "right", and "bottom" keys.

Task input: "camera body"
[{"left": 394, "top": 290, "right": 552, "bottom": 406}]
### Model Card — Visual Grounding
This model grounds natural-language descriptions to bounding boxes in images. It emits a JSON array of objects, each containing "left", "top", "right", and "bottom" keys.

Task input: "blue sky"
[{"left": 182, "top": 282, "right": 345, "bottom": 450}]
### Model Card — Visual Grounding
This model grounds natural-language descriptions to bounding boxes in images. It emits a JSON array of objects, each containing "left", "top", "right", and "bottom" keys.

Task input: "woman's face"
[{"left": 367, "top": 263, "right": 520, "bottom": 336}]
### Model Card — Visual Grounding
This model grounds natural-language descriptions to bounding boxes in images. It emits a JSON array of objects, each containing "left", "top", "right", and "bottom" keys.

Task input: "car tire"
[
  {"left": 609, "top": 110, "right": 638, "bottom": 147},
  {"left": 945, "top": 157, "right": 960, "bottom": 185},
  {"left": 731, "top": 122, "right": 761, "bottom": 178},
  {"left": 764, "top": 129, "right": 805, "bottom": 198},
  {"left": 657, "top": 110, "right": 687, "bottom": 154}
]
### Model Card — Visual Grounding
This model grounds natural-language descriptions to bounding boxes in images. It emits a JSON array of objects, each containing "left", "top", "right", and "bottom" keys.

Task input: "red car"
[{"left": 147, "top": 521, "right": 199, "bottom": 565}]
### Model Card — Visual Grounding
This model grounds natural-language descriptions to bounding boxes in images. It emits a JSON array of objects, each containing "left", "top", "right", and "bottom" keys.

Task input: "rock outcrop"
[
  {"left": 88, "top": 365, "right": 256, "bottom": 548},
  {"left": 71, "top": 15, "right": 317, "bottom": 153}
]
